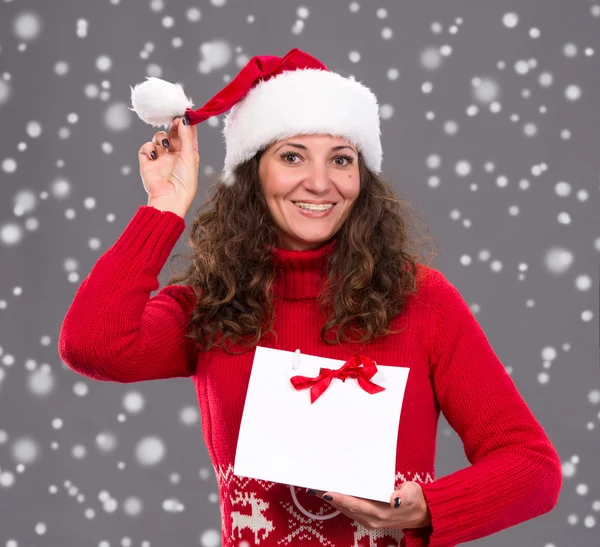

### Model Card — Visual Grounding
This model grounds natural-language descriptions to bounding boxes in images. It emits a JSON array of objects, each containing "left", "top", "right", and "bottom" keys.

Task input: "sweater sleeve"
[
  {"left": 58, "top": 205, "right": 199, "bottom": 383},
  {"left": 402, "top": 270, "right": 562, "bottom": 547}
]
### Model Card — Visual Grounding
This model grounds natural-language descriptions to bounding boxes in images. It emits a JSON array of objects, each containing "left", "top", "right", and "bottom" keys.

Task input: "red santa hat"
[{"left": 129, "top": 48, "right": 382, "bottom": 186}]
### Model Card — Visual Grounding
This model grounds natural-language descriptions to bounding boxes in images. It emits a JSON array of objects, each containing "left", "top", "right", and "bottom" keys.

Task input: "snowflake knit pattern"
[{"left": 58, "top": 205, "right": 562, "bottom": 547}]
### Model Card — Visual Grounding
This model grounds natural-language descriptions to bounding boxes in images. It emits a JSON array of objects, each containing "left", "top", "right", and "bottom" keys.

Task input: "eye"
[
  {"left": 334, "top": 154, "right": 355, "bottom": 167},
  {"left": 279, "top": 151, "right": 355, "bottom": 167},
  {"left": 280, "top": 151, "right": 302, "bottom": 164}
]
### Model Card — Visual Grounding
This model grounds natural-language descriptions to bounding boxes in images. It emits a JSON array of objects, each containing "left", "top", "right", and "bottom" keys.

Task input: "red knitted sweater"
[{"left": 58, "top": 205, "right": 562, "bottom": 547}]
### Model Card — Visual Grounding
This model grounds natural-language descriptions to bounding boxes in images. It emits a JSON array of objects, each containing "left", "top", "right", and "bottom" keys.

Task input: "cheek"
[
  {"left": 342, "top": 170, "right": 361, "bottom": 200},
  {"left": 262, "top": 161, "right": 285, "bottom": 183},
  {"left": 266, "top": 171, "right": 301, "bottom": 198}
]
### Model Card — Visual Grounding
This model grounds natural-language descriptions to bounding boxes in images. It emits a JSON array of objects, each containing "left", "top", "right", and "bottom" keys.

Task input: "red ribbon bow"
[{"left": 290, "top": 354, "right": 386, "bottom": 404}]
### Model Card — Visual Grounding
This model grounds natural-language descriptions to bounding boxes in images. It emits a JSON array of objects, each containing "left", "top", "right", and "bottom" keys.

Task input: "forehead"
[{"left": 268, "top": 134, "right": 356, "bottom": 149}]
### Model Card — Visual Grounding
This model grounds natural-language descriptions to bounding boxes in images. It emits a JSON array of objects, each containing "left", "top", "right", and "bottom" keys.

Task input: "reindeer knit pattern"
[{"left": 58, "top": 206, "right": 562, "bottom": 547}]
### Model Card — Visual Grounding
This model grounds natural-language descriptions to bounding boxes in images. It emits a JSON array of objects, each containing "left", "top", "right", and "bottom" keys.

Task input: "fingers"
[
  {"left": 138, "top": 141, "right": 159, "bottom": 164},
  {"left": 138, "top": 129, "right": 172, "bottom": 165},
  {"left": 166, "top": 115, "right": 199, "bottom": 157},
  {"left": 151, "top": 130, "right": 171, "bottom": 158},
  {"left": 306, "top": 488, "right": 327, "bottom": 498},
  {"left": 389, "top": 485, "right": 408, "bottom": 509},
  {"left": 175, "top": 115, "right": 199, "bottom": 159},
  {"left": 138, "top": 116, "right": 199, "bottom": 166},
  {"left": 165, "top": 117, "right": 184, "bottom": 152},
  {"left": 151, "top": 130, "right": 170, "bottom": 147},
  {"left": 166, "top": 120, "right": 181, "bottom": 151}
]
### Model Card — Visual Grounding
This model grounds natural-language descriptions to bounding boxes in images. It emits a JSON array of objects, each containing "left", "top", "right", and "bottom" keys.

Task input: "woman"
[{"left": 58, "top": 49, "right": 562, "bottom": 547}]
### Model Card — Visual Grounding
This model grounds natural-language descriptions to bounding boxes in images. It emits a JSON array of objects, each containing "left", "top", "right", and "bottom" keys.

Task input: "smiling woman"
[{"left": 59, "top": 47, "right": 562, "bottom": 547}]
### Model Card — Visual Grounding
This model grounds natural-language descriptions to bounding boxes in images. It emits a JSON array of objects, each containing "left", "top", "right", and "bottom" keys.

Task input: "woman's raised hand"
[{"left": 138, "top": 115, "right": 200, "bottom": 218}]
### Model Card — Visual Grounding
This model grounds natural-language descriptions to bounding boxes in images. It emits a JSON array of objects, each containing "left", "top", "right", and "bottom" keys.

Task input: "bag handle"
[{"left": 289, "top": 485, "right": 341, "bottom": 520}]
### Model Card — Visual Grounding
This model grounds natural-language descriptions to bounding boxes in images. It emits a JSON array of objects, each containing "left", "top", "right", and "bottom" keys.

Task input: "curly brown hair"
[{"left": 164, "top": 149, "right": 439, "bottom": 355}]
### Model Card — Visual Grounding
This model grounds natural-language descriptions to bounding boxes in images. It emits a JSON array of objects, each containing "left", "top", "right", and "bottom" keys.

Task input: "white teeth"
[{"left": 294, "top": 202, "right": 334, "bottom": 211}]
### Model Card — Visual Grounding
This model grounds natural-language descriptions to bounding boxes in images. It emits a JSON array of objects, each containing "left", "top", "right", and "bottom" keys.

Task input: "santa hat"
[{"left": 129, "top": 48, "right": 382, "bottom": 186}]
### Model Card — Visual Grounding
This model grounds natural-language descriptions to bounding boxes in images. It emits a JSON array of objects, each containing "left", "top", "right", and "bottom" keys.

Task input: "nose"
[{"left": 302, "top": 162, "right": 333, "bottom": 194}]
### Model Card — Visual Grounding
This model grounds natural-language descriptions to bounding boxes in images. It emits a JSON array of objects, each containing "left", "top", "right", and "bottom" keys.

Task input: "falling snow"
[{"left": 0, "top": 1, "right": 598, "bottom": 546}]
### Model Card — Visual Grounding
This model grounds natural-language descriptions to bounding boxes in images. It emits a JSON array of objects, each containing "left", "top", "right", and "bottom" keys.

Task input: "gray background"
[{"left": 1, "top": 0, "right": 599, "bottom": 545}]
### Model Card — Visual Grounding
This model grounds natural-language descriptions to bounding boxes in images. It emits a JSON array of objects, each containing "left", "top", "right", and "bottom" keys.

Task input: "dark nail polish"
[
  {"left": 150, "top": 150, "right": 157, "bottom": 160},
  {"left": 162, "top": 138, "right": 169, "bottom": 148},
  {"left": 182, "top": 115, "right": 190, "bottom": 125},
  {"left": 323, "top": 495, "right": 333, "bottom": 501},
  {"left": 306, "top": 489, "right": 316, "bottom": 496},
  {"left": 394, "top": 497, "right": 401, "bottom": 508}
]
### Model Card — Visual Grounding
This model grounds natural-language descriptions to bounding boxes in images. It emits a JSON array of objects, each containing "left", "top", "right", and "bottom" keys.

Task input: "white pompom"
[{"left": 129, "top": 77, "right": 194, "bottom": 128}]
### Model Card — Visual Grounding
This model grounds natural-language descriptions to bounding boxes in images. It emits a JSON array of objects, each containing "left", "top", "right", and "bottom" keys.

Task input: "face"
[{"left": 257, "top": 134, "right": 361, "bottom": 251}]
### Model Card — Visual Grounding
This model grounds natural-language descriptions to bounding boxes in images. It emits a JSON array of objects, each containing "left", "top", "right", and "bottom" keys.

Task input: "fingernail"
[
  {"left": 323, "top": 495, "right": 333, "bottom": 501},
  {"left": 150, "top": 150, "right": 157, "bottom": 160},
  {"left": 182, "top": 114, "right": 190, "bottom": 125},
  {"left": 306, "top": 489, "right": 316, "bottom": 496},
  {"left": 394, "top": 497, "right": 401, "bottom": 508},
  {"left": 162, "top": 138, "right": 169, "bottom": 148}
]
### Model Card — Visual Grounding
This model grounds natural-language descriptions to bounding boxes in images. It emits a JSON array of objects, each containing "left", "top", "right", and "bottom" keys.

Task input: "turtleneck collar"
[{"left": 271, "top": 237, "right": 337, "bottom": 300}]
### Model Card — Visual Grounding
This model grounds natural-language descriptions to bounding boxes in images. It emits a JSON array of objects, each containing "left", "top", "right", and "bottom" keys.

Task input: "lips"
[{"left": 292, "top": 201, "right": 337, "bottom": 205}]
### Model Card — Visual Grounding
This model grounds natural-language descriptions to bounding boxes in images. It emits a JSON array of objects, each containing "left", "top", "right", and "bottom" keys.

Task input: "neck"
[{"left": 271, "top": 237, "right": 337, "bottom": 300}]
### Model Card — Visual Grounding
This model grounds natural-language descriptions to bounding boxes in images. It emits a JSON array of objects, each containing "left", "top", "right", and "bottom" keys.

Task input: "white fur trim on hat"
[{"left": 220, "top": 68, "right": 382, "bottom": 186}]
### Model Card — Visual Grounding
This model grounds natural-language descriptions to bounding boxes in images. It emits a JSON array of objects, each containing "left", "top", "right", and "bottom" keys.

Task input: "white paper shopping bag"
[{"left": 233, "top": 346, "right": 409, "bottom": 504}]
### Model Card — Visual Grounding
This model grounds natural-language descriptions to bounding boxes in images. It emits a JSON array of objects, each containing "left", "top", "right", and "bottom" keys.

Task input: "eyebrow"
[{"left": 273, "top": 142, "right": 358, "bottom": 155}]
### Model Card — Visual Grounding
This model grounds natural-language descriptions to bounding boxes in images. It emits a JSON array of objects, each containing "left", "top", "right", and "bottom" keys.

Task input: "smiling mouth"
[{"left": 291, "top": 202, "right": 337, "bottom": 210}]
